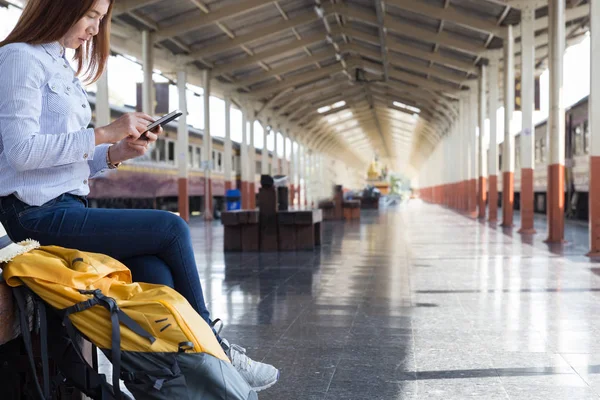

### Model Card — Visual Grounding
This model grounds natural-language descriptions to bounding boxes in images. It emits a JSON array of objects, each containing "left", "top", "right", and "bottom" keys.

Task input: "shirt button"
[
  {"left": 63, "top": 64, "right": 68, "bottom": 68},
  {"left": 83, "top": 180, "right": 88, "bottom": 185},
  {"left": 83, "top": 153, "right": 88, "bottom": 159},
  {"left": 51, "top": 85, "right": 57, "bottom": 91},
  {"left": 66, "top": 86, "right": 71, "bottom": 92},
  {"left": 82, "top": 104, "right": 87, "bottom": 108}
]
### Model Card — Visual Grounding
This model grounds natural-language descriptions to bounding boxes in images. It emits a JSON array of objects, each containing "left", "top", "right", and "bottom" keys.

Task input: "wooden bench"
[
  {"left": 221, "top": 210, "right": 259, "bottom": 252},
  {"left": 343, "top": 200, "right": 361, "bottom": 220},
  {"left": 277, "top": 210, "right": 322, "bottom": 251},
  {"left": 318, "top": 200, "right": 335, "bottom": 220}
]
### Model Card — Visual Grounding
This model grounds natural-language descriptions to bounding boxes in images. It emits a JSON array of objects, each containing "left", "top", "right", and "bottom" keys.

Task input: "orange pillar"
[
  {"left": 502, "top": 172, "right": 514, "bottom": 227},
  {"left": 178, "top": 178, "right": 189, "bottom": 222},
  {"left": 546, "top": 164, "right": 564, "bottom": 242},
  {"left": 589, "top": 158, "right": 600, "bottom": 256},
  {"left": 518, "top": 169, "right": 536, "bottom": 234},
  {"left": 478, "top": 177, "right": 487, "bottom": 219},
  {"left": 488, "top": 176, "right": 498, "bottom": 222}
]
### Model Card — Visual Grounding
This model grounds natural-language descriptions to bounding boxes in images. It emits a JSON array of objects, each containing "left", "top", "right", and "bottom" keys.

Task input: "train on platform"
[
  {"left": 497, "top": 95, "right": 590, "bottom": 220},
  {"left": 87, "top": 95, "right": 276, "bottom": 216}
]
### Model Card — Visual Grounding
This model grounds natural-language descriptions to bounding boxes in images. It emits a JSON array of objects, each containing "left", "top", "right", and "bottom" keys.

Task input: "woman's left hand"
[{"left": 108, "top": 125, "right": 163, "bottom": 163}]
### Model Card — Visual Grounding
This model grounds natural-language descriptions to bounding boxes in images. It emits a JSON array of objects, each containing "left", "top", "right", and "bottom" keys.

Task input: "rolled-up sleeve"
[{"left": 0, "top": 48, "right": 96, "bottom": 172}]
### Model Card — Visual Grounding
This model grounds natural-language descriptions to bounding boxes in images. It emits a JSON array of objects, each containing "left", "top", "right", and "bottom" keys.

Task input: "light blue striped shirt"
[{"left": 0, "top": 41, "right": 110, "bottom": 206}]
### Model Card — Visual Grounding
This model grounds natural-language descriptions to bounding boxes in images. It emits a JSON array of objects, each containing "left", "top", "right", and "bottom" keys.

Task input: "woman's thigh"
[{"left": 2, "top": 194, "right": 189, "bottom": 261}]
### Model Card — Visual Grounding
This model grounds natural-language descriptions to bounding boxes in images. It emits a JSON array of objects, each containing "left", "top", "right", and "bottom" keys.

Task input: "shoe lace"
[{"left": 229, "top": 344, "right": 252, "bottom": 372}]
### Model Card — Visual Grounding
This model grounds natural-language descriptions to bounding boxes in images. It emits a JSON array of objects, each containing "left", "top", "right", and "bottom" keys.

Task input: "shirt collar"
[{"left": 41, "top": 41, "right": 65, "bottom": 60}]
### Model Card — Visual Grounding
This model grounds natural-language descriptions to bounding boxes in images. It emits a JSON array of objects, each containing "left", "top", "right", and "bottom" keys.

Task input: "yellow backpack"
[{"left": 2, "top": 243, "right": 257, "bottom": 400}]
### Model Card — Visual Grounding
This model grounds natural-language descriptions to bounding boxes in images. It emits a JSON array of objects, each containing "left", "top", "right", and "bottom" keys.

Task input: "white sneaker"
[{"left": 222, "top": 339, "right": 280, "bottom": 392}]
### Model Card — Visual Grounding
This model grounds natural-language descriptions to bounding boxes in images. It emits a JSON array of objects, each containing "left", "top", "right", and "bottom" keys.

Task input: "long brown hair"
[{"left": 0, "top": 0, "right": 114, "bottom": 83}]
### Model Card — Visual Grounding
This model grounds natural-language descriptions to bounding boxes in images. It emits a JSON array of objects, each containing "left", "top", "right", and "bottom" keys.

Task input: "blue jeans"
[{"left": 0, "top": 193, "right": 212, "bottom": 324}]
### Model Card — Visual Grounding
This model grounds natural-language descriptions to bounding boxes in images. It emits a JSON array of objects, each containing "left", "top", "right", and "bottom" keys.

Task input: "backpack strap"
[
  {"left": 65, "top": 289, "right": 155, "bottom": 400},
  {"left": 13, "top": 285, "right": 50, "bottom": 399}
]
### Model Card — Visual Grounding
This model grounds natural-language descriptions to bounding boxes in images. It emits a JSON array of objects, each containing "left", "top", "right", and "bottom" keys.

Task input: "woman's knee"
[{"left": 159, "top": 211, "right": 191, "bottom": 242}]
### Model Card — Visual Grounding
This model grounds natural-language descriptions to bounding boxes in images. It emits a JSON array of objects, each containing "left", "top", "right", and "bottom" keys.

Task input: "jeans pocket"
[{"left": 16, "top": 196, "right": 63, "bottom": 219}]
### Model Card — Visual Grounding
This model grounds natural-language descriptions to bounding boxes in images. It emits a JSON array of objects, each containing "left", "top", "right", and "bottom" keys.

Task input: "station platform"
[{"left": 145, "top": 202, "right": 596, "bottom": 400}]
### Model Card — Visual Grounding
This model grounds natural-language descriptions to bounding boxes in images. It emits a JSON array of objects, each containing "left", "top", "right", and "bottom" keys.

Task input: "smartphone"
[{"left": 141, "top": 110, "right": 183, "bottom": 137}]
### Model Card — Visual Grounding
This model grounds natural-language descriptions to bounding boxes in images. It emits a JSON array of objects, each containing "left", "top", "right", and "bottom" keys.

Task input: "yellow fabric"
[{"left": 2, "top": 246, "right": 228, "bottom": 362}]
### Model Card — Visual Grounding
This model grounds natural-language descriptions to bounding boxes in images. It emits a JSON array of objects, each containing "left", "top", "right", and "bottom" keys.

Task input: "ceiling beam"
[
  {"left": 113, "top": 0, "right": 161, "bottom": 15},
  {"left": 233, "top": 50, "right": 336, "bottom": 88},
  {"left": 248, "top": 63, "right": 342, "bottom": 98},
  {"left": 187, "top": 11, "right": 319, "bottom": 59},
  {"left": 212, "top": 33, "right": 325, "bottom": 76},
  {"left": 386, "top": 0, "right": 507, "bottom": 39},
  {"left": 342, "top": 27, "right": 478, "bottom": 75},
  {"left": 156, "top": 0, "right": 274, "bottom": 40}
]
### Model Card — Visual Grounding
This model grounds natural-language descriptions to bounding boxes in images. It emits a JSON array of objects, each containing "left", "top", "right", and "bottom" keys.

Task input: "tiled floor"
[{"left": 104, "top": 200, "right": 600, "bottom": 399}]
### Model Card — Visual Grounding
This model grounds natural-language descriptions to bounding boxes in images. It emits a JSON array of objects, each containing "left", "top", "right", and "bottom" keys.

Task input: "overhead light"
[
  {"left": 332, "top": 101, "right": 346, "bottom": 109},
  {"left": 318, "top": 105, "right": 332, "bottom": 114},
  {"left": 393, "top": 101, "right": 420, "bottom": 114}
]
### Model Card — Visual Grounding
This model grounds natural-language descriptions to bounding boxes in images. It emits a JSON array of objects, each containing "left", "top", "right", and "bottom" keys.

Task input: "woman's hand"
[
  {"left": 94, "top": 112, "right": 155, "bottom": 145},
  {"left": 108, "top": 125, "right": 163, "bottom": 164}
]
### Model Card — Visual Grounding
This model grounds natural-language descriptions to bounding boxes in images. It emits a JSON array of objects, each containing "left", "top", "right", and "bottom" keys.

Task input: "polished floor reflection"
[
  {"left": 190, "top": 200, "right": 600, "bottom": 400},
  {"left": 103, "top": 200, "right": 600, "bottom": 399}
]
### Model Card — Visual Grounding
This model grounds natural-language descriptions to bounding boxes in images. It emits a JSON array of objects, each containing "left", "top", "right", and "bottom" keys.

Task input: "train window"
[
  {"left": 188, "top": 145, "right": 193, "bottom": 168},
  {"left": 584, "top": 121, "right": 590, "bottom": 154},
  {"left": 196, "top": 147, "right": 202, "bottom": 168},
  {"left": 540, "top": 138, "right": 546, "bottom": 162},
  {"left": 574, "top": 125, "right": 583, "bottom": 156},
  {"left": 232, "top": 155, "right": 235, "bottom": 172},
  {"left": 168, "top": 141, "right": 175, "bottom": 164},
  {"left": 498, "top": 154, "right": 502, "bottom": 171},
  {"left": 157, "top": 139, "right": 166, "bottom": 162},
  {"left": 218, "top": 153, "right": 222, "bottom": 170},
  {"left": 535, "top": 140, "right": 541, "bottom": 163},
  {"left": 255, "top": 161, "right": 261, "bottom": 174}
]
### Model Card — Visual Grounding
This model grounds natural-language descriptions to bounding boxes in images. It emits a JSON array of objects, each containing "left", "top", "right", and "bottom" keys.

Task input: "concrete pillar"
[
  {"left": 224, "top": 98, "right": 233, "bottom": 192},
  {"left": 248, "top": 119, "right": 256, "bottom": 209},
  {"left": 469, "top": 87, "right": 478, "bottom": 217},
  {"left": 290, "top": 137, "right": 296, "bottom": 207},
  {"left": 241, "top": 110, "right": 249, "bottom": 209},
  {"left": 273, "top": 130, "right": 279, "bottom": 175},
  {"left": 519, "top": 6, "right": 537, "bottom": 234},
  {"left": 261, "top": 126, "right": 269, "bottom": 175},
  {"left": 203, "top": 70, "right": 213, "bottom": 220},
  {"left": 462, "top": 95, "right": 471, "bottom": 212},
  {"left": 546, "top": 0, "right": 565, "bottom": 243},
  {"left": 298, "top": 145, "right": 304, "bottom": 207},
  {"left": 488, "top": 54, "right": 500, "bottom": 223},
  {"left": 282, "top": 132, "right": 288, "bottom": 176},
  {"left": 141, "top": 31, "right": 154, "bottom": 115},
  {"left": 589, "top": 0, "right": 600, "bottom": 256},
  {"left": 502, "top": 24, "right": 515, "bottom": 228},
  {"left": 176, "top": 66, "right": 189, "bottom": 222},
  {"left": 478, "top": 64, "right": 487, "bottom": 219}
]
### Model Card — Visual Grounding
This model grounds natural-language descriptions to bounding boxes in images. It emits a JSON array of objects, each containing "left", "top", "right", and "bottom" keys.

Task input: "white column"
[
  {"left": 273, "top": 130, "right": 279, "bottom": 175},
  {"left": 479, "top": 65, "right": 487, "bottom": 181},
  {"left": 248, "top": 118, "right": 255, "bottom": 188},
  {"left": 488, "top": 55, "right": 499, "bottom": 178},
  {"left": 96, "top": 70, "right": 110, "bottom": 126},
  {"left": 521, "top": 6, "right": 535, "bottom": 170},
  {"left": 470, "top": 86, "right": 478, "bottom": 183},
  {"left": 503, "top": 24, "right": 515, "bottom": 176},
  {"left": 290, "top": 137, "right": 296, "bottom": 206},
  {"left": 142, "top": 30, "right": 154, "bottom": 115},
  {"left": 177, "top": 68, "right": 188, "bottom": 179},
  {"left": 241, "top": 110, "right": 248, "bottom": 185},
  {"left": 177, "top": 66, "right": 189, "bottom": 221},
  {"left": 282, "top": 132, "right": 288, "bottom": 176},
  {"left": 548, "top": 1, "right": 565, "bottom": 168},
  {"left": 261, "top": 126, "right": 269, "bottom": 175},
  {"left": 224, "top": 98, "right": 232, "bottom": 187},
  {"left": 203, "top": 70, "right": 212, "bottom": 219}
]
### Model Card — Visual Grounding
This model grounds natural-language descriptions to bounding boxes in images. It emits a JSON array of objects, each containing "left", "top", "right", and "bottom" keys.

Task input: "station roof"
[{"left": 108, "top": 0, "right": 589, "bottom": 173}]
